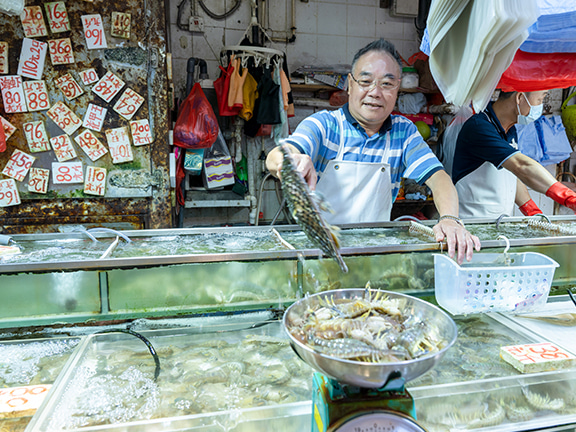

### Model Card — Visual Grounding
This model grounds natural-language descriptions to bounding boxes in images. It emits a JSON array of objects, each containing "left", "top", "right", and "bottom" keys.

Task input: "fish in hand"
[{"left": 279, "top": 143, "right": 348, "bottom": 273}]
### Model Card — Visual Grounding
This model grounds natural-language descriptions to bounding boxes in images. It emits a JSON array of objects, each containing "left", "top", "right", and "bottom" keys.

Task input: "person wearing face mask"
[
  {"left": 451, "top": 90, "right": 576, "bottom": 218},
  {"left": 266, "top": 39, "right": 481, "bottom": 264}
]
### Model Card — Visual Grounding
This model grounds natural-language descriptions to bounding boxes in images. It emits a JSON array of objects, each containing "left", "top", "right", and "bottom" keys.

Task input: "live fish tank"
[{"left": 0, "top": 216, "right": 575, "bottom": 330}]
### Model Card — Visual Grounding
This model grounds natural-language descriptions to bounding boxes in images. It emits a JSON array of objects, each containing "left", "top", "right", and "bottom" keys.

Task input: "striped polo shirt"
[{"left": 285, "top": 104, "right": 444, "bottom": 203}]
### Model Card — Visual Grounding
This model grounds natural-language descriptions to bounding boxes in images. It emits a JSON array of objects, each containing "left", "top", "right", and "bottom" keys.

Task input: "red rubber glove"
[
  {"left": 545, "top": 181, "right": 576, "bottom": 212},
  {"left": 518, "top": 199, "right": 543, "bottom": 216}
]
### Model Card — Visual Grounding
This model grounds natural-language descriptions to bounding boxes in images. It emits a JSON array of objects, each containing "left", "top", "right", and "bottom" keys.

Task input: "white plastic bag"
[
  {"left": 202, "top": 131, "right": 235, "bottom": 189},
  {"left": 438, "top": 105, "right": 473, "bottom": 177}
]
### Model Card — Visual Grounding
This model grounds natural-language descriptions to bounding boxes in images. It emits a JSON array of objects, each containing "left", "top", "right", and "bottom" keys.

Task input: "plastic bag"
[
  {"left": 202, "top": 131, "right": 235, "bottom": 189},
  {"left": 397, "top": 93, "right": 427, "bottom": 115},
  {"left": 173, "top": 83, "right": 218, "bottom": 149},
  {"left": 437, "top": 105, "right": 473, "bottom": 177}
]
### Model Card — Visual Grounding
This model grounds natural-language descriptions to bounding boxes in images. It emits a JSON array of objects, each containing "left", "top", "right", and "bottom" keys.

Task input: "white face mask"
[{"left": 517, "top": 93, "right": 543, "bottom": 125}]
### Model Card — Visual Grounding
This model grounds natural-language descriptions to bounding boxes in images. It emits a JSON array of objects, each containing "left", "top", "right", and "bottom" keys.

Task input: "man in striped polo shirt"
[{"left": 266, "top": 39, "right": 480, "bottom": 263}]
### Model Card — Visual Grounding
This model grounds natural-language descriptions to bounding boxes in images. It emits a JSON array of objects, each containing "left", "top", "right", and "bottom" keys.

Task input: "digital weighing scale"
[{"left": 284, "top": 289, "right": 458, "bottom": 432}]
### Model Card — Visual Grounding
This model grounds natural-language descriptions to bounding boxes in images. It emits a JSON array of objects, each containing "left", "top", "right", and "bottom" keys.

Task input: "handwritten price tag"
[
  {"left": 50, "top": 134, "right": 77, "bottom": 162},
  {"left": 0, "top": 42, "right": 8, "bottom": 74},
  {"left": 2, "top": 149, "right": 35, "bottom": 182},
  {"left": 130, "top": 119, "right": 153, "bottom": 146},
  {"left": 0, "top": 116, "right": 17, "bottom": 140},
  {"left": 82, "top": 103, "right": 107, "bottom": 132},
  {"left": 113, "top": 87, "right": 144, "bottom": 120},
  {"left": 84, "top": 166, "right": 106, "bottom": 196},
  {"left": 44, "top": 2, "right": 70, "bottom": 33},
  {"left": 48, "top": 38, "right": 74, "bottom": 66},
  {"left": 23, "top": 121, "right": 51, "bottom": 153},
  {"left": 52, "top": 161, "right": 83, "bottom": 184},
  {"left": 55, "top": 73, "right": 84, "bottom": 101},
  {"left": 47, "top": 101, "right": 82, "bottom": 135},
  {"left": 0, "top": 179, "right": 21, "bottom": 207},
  {"left": 0, "top": 75, "right": 27, "bottom": 113},
  {"left": 28, "top": 168, "right": 50, "bottom": 194},
  {"left": 21, "top": 6, "right": 48, "bottom": 38},
  {"left": 75, "top": 129, "right": 107, "bottom": 161},
  {"left": 81, "top": 14, "right": 107, "bottom": 49},
  {"left": 111, "top": 12, "right": 131, "bottom": 39},
  {"left": 92, "top": 71, "right": 125, "bottom": 103},
  {"left": 79, "top": 68, "right": 98, "bottom": 85},
  {"left": 17, "top": 38, "right": 47, "bottom": 80},
  {"left": 106, "top": 127, "right": 133, "bottom": 164},
  {"left": 23, "top": 80, "right": 50, "bottom": 112}
]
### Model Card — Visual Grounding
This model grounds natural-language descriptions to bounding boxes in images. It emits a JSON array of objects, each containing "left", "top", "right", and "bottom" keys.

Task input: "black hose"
[
  {"left": 94, "top": 329, "right": 161, "bottom": 380},
  {"left": 198, "top": 0, "right": 241, "bottom": 20}
]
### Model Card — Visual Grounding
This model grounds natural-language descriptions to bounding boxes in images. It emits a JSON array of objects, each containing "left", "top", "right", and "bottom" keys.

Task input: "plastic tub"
[{"left": 434, "top": 252, "right": 559, "bottom": 315}]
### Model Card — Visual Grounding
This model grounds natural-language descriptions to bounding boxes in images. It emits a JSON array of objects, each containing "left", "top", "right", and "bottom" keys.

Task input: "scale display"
[{"left": 332, "top": 411, "right": 427, "bottom": 432}]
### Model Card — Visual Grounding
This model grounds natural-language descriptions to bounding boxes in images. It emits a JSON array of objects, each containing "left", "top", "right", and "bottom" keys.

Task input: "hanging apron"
[
  {"left": 456, "top": 112, "right": 517, "bottom": 218},
  {"left": 315, "top": 112, "right": 392, "bottom": 224}
]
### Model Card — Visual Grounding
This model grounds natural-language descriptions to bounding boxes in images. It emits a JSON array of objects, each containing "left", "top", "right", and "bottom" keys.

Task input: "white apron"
[{"left": 315, "top": 112, "right": 392, "bottom": 224}]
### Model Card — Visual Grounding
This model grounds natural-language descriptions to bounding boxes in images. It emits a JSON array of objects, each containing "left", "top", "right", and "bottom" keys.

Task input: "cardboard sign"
[
  {"left": 130, "top": 119, "right": 153, "bottom": 146},
  {"left": 52, "top": 161, "right": 83, "bottom": 184},
  {"left": 0, "top": 42, "right": 8, "bottom": 75},
  {"left": 28, "top": 167, "right": 50, "bottom": 194},
  {"left": 79, "top": 68, "right": 98, "bottom": 85},
  {"left": 2, "top": 149, "right": 35, "bottom": 182},
  {"left": 47, "top": 101, "right": 82, "bottom": 135},
  {"left": 82, "top": 103, "right": 107, "bottom": 132},
  {"left": 0, "top": 75, "right": 27, "bottom": 113},
  {"left": 105, "top": 127, "right": 133, "bottom": 164},
  {"left": 113, "top": 87, "right": 144, "bottom": 120},
  {"left": 21, "top": 6, "right": 49, "bottom": 38},
  {"left": 23, "top": 80, "right": 50, "bottom": 112},
  {"left": 55, "top": 73, "right": 84, "bottom": 100},
  {"left": 0, "top": 179, "right": 20, "bottom": 207},
  {"left": 75, "top": 129, "right": 107, "bottom": 161},
  {"left": 81, "top": 14, "right": 107, "bottom": 49},
  {"left": 84, "top": 166, "right": 106, "bottom": 196},
  {"left": 501, "top": 342, "right": 576, "bottom": 373},
  {"left": 50, "top": 134, "right": 77, "bottom": 162},
  {"left": 48, "top": 38, "right": 74, "bottom": 66},
  {"left": 92, "top": 71, "right": 125, "bottom": 103},
  {"left": 17, "top": 38, "right": 47, "bottom": 80},
  {"left": 111, "top": 12, "right": 131, "bottom": 39},
  {"left": 44, "top": 2, "right": 70, "bottom": 33},
  {"left": 0, "top": 115, "right": 17, "bottom": 140},
  {"left": 23, "top": 121, "right": 51, "bottom": 153}
]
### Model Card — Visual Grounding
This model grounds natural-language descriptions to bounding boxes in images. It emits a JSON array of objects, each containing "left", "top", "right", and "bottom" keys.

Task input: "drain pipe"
[
  {"left": 247, "top": 137, "right": 258, "bottom": 225},
  {"left": 0, "top": 234, "right": 13, "bottom": 246},
  {"left": 185, "top": 57, "right": 208, "bottom": 98}
]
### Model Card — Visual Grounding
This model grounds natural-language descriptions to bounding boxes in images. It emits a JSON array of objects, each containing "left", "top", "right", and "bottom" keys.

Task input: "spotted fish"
[{"left": 279, "top": 143, "right": 348, "bottom": 273}]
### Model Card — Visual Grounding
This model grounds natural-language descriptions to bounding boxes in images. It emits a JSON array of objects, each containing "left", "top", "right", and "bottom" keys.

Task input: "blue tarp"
[{"left": 517, "top": 115, "right": 572, "bottom": 166}]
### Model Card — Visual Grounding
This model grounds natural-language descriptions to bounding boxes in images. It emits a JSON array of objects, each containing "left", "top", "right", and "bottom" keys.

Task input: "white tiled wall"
[{"left": 167, "top": 0, "right": 420, "bottom": 96}]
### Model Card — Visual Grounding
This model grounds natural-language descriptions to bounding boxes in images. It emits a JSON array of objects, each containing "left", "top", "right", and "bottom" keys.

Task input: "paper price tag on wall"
[
  {"left": 113, "top": 87, "right": 144, "bottom": 120},
  {"left": 45, "top": 2, "right": 70, "bottom": 33},
  {"left": 47, "top": 101, "right": 82, "bottom": 135},
  {"left": 0, "top": 75, "right": 27, "bottom": 113},
  {"left": 84, "top": 166, "right": 106, "bottom": 196},
  {"left": 0, "top": 179, "right": 21, "bottom": 207},
  {"left": 52, "top": 161, "right": 83, "bottom": 184},
  {"left": 0, "top": 42, "right": 8, "bottom": 75},
  {"left": 75, "top": 129, "right": 108, "bottom": 161},
  {"left": 79, "top": 68, "right": 99, "bottom": 85},
  {"left": 21, "top": 6, "right": 48, "bottom": 38},
  {"left": 50, "top": 134, "right": 77, "bottom": 162},
  {"left": 28, "top": 168, "right": 50, "bottom": 194},
  {"left": 2, "top": 149, "right": 35, "bottom": 182},
  {"left": 23, "top": 121, "right": 51, "bottom": 153},
  {"left": 81, "top": 14, "right": 107, "bottom": 49},
  {"left": 23, "top": 80, "right": 50, "bottom": 112},
  {"left": 17, "top": 38, "right": 47, "bottom": 80},
  {"left": 82, "top": 103, "right": 107, "bottom": 132},
  {"left": 130, "top": 119, "right": 153, "bottom": 146},
  {"left": 48, "top": 38, "right": 74, "bottom": 66},
  {"left": 106, "top": 127, "right": 133, "bottom": 164},
  {"left": 92, "top": 71, "right": 125, "bottom": 103},
  {"left": 0, "top": 115, "right": 17, "bottom": 140},
  {"left": 55, "top": 73, "right": 84, "bottom": 100}
]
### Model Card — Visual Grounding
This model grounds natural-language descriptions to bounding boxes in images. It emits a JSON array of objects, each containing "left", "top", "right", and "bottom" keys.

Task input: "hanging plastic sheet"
[
  {"left": 517, "top": 115, "right": 572, "bottom": 166},
  {"left": 520, "top": 0, "right": 576, "bottom": 52}
]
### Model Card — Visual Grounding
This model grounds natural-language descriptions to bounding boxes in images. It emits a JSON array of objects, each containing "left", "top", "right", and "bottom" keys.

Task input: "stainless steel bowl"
[{"left": 283, "top": 288, "right": 457, "bottom": 388}]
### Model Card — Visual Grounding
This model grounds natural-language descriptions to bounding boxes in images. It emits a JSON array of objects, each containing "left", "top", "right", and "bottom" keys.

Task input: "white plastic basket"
[{"left": 434, "top": 252, "right": 559, "bottom": 315}]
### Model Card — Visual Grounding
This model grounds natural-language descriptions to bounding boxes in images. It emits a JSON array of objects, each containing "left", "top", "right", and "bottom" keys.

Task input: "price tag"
[
  {"left": 55, "top": 73, "right": 84, "bottom": 101},
  {"left": 44, "top": 2, "right": 70, "bottom": 33},
  {"left": 82, "top": 103, "right": 107, "bottom": 132},
  {"left": 17, "top": 38, "right": 47, "bottom": 80},
  {"left": 23, "top": 121, "right": 51, "bottom": 153},
  {"left": 0, "top": 75, "right": 28, "bottom": 113},
  {"left": 0, "top": 42, "right": 8, "bottom": 74},
  {"left": 0, "top": 115, "right": 17, "bottom": 140},
  {"left": 75, "top": 129, "right": 107, "bottom": 161},
  {"left": 81, "top": 14, "right": 107, "bottom": 49},
  {"left": 130, "top": 119, "right": 153, "bottom": 146},
  {"left": 111, "top": 12, "right": 131, "bottom": 39},
  {"left": 0, "top": 179, "right": 21, "bottom": 207},
  {"left": 23, "top": 80, "right": 51, "bottom": 112},
  {"left": 84, "top": 166, "right": 106, "bottom": 196},
  {"left": 106, "top": 127, "right": 133, "bottom": 164},
  {"left": 79, "top": 68, "right": 98, "bottom": 85},
  {"left": 47, "top": 101, "right": 82, "bottom": 135},
  {"left": 92, "top": 71, "right": 125, "bottom": 103},
  {"left": 28, "top": 168, "right": 50, "bottom": 194},
  {"left": 50, "top": 134, "right": 77, "bottom": 162},
  {"left": 48, "top": 38, "right": 74, "bottom": 66},
  {"left": 113, "top": 87, "right": 144, "bottom": 120},
  {"left": 2, "top": 149, "right": 35, "bottom": 182},
  {"left": 52, "top": 161, "right": 83, "bottom": 184},
  {"left": 20, "top": 6, "right": 49, "bottom": 38},
  {"left": 502, "top": 342, "right": 575, "bottom": 364}
]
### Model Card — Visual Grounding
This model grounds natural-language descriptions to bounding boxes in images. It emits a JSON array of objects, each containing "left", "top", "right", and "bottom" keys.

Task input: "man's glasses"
[{"left": 350, "top": 74, "right": 401, "bottom": 92}]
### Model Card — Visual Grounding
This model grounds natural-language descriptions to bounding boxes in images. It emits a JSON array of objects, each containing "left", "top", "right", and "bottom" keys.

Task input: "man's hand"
[
  {"left": 265, "top": 144, "right": 318, "bottom": 189},
  {"left": 433, "top": 219, "right": 481, "bottom": 265}
]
